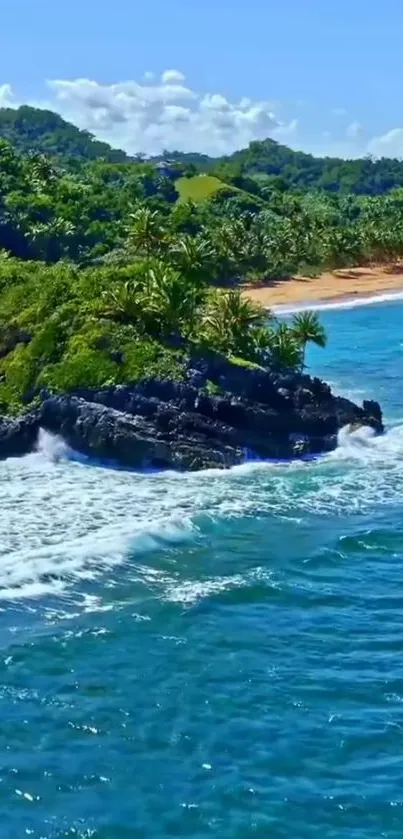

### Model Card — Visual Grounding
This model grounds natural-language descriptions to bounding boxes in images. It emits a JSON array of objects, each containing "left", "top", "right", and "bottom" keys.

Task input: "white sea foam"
[
  {"left": 0, "top": 424, "right": 402, "bottom": 602},
  {"left": 333, "top": 422, "right": 403, "bottom": 463},
  {"left": 160, "top": 566, "right": 278, "bottom": 605},
  {"left": 273, "top": 288, "right": 403, "bottom": 315},
  {"left": 35, "top": 427, "right": 72, "bottom": 461}
]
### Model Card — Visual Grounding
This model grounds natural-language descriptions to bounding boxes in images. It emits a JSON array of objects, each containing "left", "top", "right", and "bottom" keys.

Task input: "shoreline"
[{"left": 243, "top": 265, "right": 403, "bottom": 313}]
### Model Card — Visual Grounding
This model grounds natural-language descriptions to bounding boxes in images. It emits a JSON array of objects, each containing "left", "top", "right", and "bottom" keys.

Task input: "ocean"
[{"left": 0, "top": 297, "right": 403, "bottom": 838}]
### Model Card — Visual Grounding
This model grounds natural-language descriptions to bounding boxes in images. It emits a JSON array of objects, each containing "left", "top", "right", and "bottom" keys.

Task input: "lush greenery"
[
  {"left": 3, "top": 105, "right": 403, "bottom": 196},
  {"left": 0, "top": 106, "right": 130, "bottom": 165},
  {"left": 0, "top": 139, "right": 178, "bottom": 262},
  {"left": 0, "top": 246, "right": 327, "bottom": 413},
  {"left": 2, "top": 107, "right": 403, "bottom": 415},
  {"left": 2, "top": 133, "right": 403, "bottom": 273},
  {"left": 154, "top": 137, "right": 403, "bottom": 196},
  {"left": 176, "top": 174, "right": 232, "bottom": 203}
]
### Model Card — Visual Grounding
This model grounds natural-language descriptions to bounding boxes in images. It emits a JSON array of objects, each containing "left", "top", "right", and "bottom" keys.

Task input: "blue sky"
[{"left": 1, "top": 0, "right": 402, "bottom": 157}]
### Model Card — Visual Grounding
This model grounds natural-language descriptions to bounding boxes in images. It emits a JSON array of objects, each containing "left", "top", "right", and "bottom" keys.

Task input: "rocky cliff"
[{"left": 0, "top": 355, "right": 384, "bottom": 469}]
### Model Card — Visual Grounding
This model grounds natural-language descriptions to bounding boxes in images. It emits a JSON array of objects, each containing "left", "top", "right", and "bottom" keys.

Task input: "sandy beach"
[{"left": 243, "top": 265, "right": 403, "bottom": 310}]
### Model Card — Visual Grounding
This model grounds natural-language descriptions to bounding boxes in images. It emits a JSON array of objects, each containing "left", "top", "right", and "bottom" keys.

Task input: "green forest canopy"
[
  {"left": 0, "top": 106, "right": 403, "bottom": 414},
  {"left": 1, "top": 105, "right": 403, "bottom": 194},
  {"left": 0, "top": 105, "right": 131, "bottom": 165},
  {"left": 152, "top": 139, "right": 403, "bottom": 196}
]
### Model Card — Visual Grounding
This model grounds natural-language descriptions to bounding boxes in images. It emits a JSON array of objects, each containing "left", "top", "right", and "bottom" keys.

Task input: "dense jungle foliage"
[
  {"left": 0, "top": 106, "right": 130, "bottom": 165},
  {"left": 0, "top": 107, "right": 403, "bottom": 414}
]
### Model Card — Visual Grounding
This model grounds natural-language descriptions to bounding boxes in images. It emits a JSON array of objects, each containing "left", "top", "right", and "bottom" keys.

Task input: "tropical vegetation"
[
  {"left": 153, "top": 137, "right": 403, "bottom": 196},
  {"left": 0, "top": 244, "right": 328, "bottom": 414},
  {"left": 1, "top": 105, "right": 403, "bottom": 415}
]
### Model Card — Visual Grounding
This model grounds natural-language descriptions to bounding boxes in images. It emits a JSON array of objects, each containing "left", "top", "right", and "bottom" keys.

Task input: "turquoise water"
[{"left": 1, "top": 299, "right": 403, "bottom": 838}]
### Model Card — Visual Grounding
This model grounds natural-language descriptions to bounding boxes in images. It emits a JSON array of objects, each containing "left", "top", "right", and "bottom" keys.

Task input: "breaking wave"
[
  {"left": 0, "top": 419, "right": 401, "bottom": 602},
  {"left": 274, "top": 288, "right": 403, "bottom": 315}
]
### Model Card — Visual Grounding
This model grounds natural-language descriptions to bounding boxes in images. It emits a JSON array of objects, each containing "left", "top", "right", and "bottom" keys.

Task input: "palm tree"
[
  {"left": 202, "top": 290, "right": 269, "bottom": 357},
  {"left": 168, "top": 234, "right": 215, "bottom": 283},
  {"left": 145, "top": 264, "right": 204, "bottom": 337},
  {"left": 291, "top": 311, "right": 327, "bottom": 368},
  {"left": 30, "top": 154, "right": 58, "bottom": 192},
  {"left": 101, "top": 279, "right": 144, "bottom": 324},
  {"left": 29, "top": 217, "right": 75, "bottom": 261},
  {"left": 268, "top": 323, "right": 303, "bottom": 370},
  {"left": 250, "top": 324, "right": 275, "bottom": 361},
  {"left": 211, "top": 219, "right": 250, "bottom": 276},
  {"left": 127, "top": 207, "right": 166, "bottom": 258}
]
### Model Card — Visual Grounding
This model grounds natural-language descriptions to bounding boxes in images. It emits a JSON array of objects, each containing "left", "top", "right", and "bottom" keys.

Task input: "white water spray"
[{"left": 0, "top": 418, "right": 402, "bottom": 602}]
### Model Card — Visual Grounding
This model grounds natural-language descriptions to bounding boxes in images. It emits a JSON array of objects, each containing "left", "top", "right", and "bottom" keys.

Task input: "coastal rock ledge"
[{"left": 0, "top": 356, "right": 383, "bottom": 470}]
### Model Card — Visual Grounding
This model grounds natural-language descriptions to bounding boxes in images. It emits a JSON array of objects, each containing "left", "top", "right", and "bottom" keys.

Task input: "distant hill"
[
  {"left": 154, "top": 139, "right": 403, "bottom": 196},
  {"left": 218, "top": 139, "right": 403, "bottom": 195},
  {"left": 2, "top": 106, "right": 403, "bottom": 195},
  {"left": 0, "top": 106, "right": 130, "bottom": 165}
]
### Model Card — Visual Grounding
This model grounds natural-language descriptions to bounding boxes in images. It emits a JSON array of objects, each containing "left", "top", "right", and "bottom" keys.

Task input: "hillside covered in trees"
[
  {"left": 2, "top": 105, "right": 403, "bottom": 194},
  {"left": 210, "top": 139, "right": 403, "bottom": 196},
  {"left": 0, "top": 111, "right": 402, "bottom": 418},
  {"left": 152, "top": 140, "right": 403, "bottom": 196},
  {"left": 1, "top": 132, "right": 403, "bottom": 269},
  {"left": 0, "top": 106, "right": 130, "bottom": 165}
]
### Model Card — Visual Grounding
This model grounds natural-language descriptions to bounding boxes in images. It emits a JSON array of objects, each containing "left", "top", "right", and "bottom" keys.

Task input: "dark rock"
[
  {"left": 39, "top": 396, "right": 244, "bottom": 471},
  {"left": 0, "top": 412, "right": 39, "bottom": 458},
  {"left": 0, "top": 353, "right": 385, "bottom": 469},
  {"left": 188, "top": 369, "right": 206, "bottom": 389},
  {"left": 363, "top": 399, "right": 383, "bottom": 424}
]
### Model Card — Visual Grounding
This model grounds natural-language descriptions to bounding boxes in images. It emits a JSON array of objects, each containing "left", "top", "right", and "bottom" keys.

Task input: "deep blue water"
[{"left": 1, "top": 299, "right": 403, "bottom": 838}]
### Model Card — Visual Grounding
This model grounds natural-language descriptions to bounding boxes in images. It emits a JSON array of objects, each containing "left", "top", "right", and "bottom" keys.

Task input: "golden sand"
[{"left": 243, "top": 265, "right": 403, "bottom": 310}]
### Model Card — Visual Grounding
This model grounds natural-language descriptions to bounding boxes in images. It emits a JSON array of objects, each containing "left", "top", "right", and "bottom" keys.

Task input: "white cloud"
[
  {"left": 367, "top": 127, "right": 403, "bottom": 159},
  {"left": 161, "top": 69, "right": 186, "bottom": 85},
  {"left": 0, "top": 73, "right": 299, "bottom": 156},
  {"left": 2, "top": 72, "right": 400, "bottom": 161},
  {"left": 274, "top": 118, "right": 298, "bottom": 139},
  {"left": 332, "top": 107, "right": 348, "bottom": 118}
]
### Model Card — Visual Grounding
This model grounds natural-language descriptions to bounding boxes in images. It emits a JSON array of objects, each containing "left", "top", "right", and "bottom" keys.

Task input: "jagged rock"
[
  {"left": 0, "top": 354, "right": 384, "bottom": 469},
  {"left": 363, "top": 399, "right": 383, "bottom": 425},
  {"left": 39, "top": 396, "right": 244, "bottom": 470},
  {"left": 0, "top": 413, "right": 39, "bottom": 458}
]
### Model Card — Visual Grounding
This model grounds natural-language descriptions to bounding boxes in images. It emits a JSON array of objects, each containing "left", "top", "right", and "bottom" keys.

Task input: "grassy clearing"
[
  {"left": 176, "top": 175, "right": 233, "bottom": 203},
  {"left": 176, "top": 175, "right": 269, "bottom": 210}
]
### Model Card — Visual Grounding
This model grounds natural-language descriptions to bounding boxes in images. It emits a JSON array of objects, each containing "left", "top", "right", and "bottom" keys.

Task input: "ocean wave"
[
  {"left": 0, "top": 420, "right": 402, "bottom": 602},
  {"left": 273, "top": 288, "right": 403, "bottom": 315},
  {"left": 157, "top": 565, "right": 279, "bottom": 605},
  {"left": 332, "top": 422, "right": 403, "bottom": 464}
]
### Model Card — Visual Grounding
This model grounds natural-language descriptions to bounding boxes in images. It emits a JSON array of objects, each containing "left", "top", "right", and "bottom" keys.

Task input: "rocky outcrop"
[
  {"left": 0, "top": 355, "right": 384, "bottom": 470},
  {"left": 39, "top": 395, "right": 243, "bottom": 470},
  {"left": 0, "top": 413, "right": 39, "bottom": 459}
]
